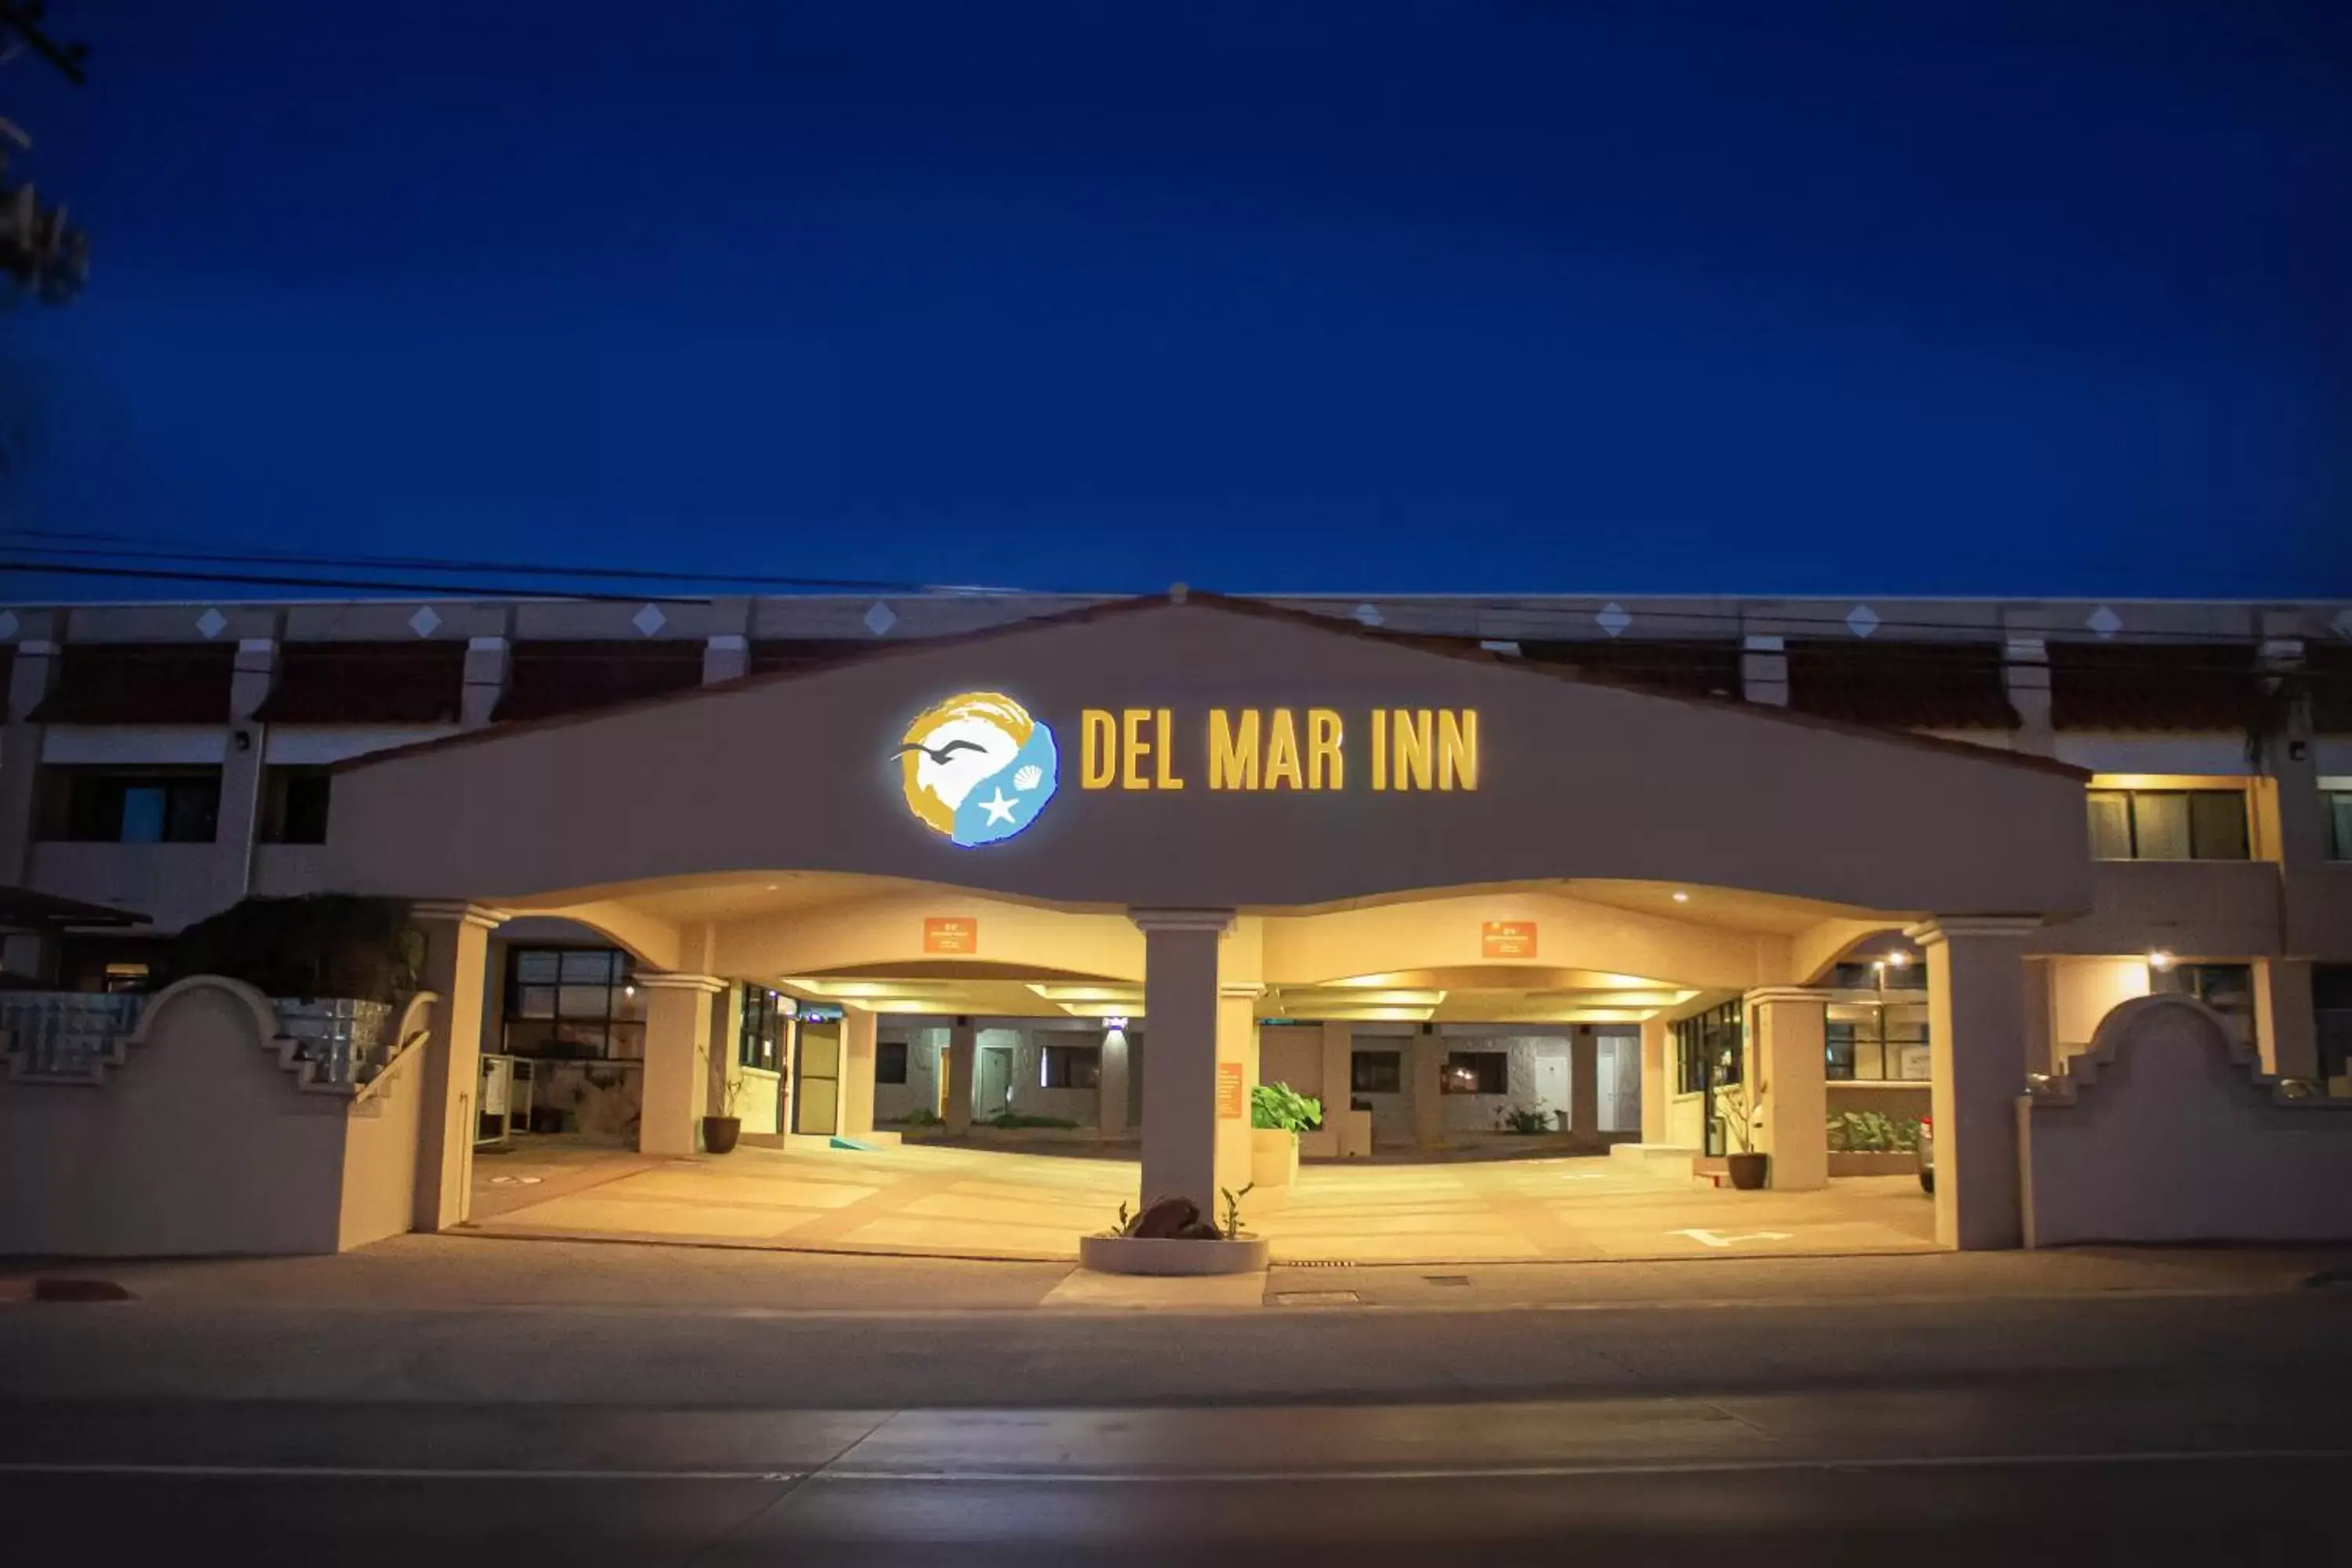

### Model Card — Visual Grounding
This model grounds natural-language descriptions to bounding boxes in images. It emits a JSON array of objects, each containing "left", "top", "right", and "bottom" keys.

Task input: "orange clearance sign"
[
  {"left": 1482, "top": 920, "right": 1537, "bottom": 959},
  {"left": 1217, "top": 1062, "right": 1246, "bottom": 1120},
  {"left": 923, "top": 917, "right": 978, "bottom": 955}
]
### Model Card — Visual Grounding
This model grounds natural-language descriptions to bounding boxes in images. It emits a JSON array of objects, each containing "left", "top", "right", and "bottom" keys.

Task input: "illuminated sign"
[
  {"left": 1481, "top": 920, "right": 1537, "bottom": 959},
  {"left": 895, "top": 692, "right": 1061, "bottom": 847},
  {"left": 1076, "top": 708, "right": 1478, "bottom": 793},
  {"left": 923, "top": 917, "right": 978, "bottom": 954}
]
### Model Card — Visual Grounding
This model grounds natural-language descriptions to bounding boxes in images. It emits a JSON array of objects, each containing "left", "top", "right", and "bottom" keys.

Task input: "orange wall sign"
[
  {"left": 1481, "top": 920, "right": 1537, "bottom": 959},
  {"left": 1217, "top": 1062, "right": 1246, "bottom": 1120},
  {"left": 923, "top": 916, "right": 978, "bottom": 955}
]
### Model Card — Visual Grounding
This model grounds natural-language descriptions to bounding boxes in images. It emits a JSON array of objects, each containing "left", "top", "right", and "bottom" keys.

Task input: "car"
[{"left": 1918, "top": 1115, "right": 1934, "bottom": 1194}]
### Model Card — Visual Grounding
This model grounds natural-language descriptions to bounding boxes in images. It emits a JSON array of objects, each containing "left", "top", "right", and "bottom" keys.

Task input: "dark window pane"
[
  {"left": 560, "top": 950, "right": 617, "bottom": 984},
  {"left": 120, "top": 786, "right": 165, "bottom": 844},
  {"left": 2131, "top": 793, "right": 2190, "bottom": 860},
  {"left": 515, "top": 952, "right": 561, "bottom": 985},
  {"left": 1350, "top": 1051, "right": 1402, "bottom": 1094},
  {"left": 877, "top": 1041, "right": 909, "bottom": 1084},
  {"left": 516, "top": 985, "right": 557, "bottom": 1019},
  {"left": 556, "top": 984, "right": 612, "bottom": 1019},
  {"left": 2331, "top": 794, "right": 2352, "bottom": 860},
  {"left": 2188, "top": 791, "right": 2249, "bottom": 860},
  {"left": 2086, "top": 793, "right": 2132, "bottom": 859},
  {"left": 1443, "top": 1051, "right": 1508, "bottom": 1095}
]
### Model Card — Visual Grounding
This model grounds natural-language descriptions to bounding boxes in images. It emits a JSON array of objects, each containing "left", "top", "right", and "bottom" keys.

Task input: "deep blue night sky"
[{"left": 4, "top": 0, "right": 2350, "bottom": 599}]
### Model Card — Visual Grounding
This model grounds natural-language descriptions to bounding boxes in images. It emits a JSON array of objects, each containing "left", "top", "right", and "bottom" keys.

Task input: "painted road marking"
[{"left": 1668, "top": 1229, "right": 1795, "bottom": 1248}]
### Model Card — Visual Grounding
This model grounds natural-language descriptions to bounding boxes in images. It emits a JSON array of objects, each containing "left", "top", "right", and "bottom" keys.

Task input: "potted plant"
[
  {"left": 702, "top": 1076, "right": 745, "bottom": 1155},
  {"left": 1717, "top": 1076, "right": 1768, "bottom": 1189},
  {"left": 1249, "top": 1083, "right": 1322, "bottom": 1188}
]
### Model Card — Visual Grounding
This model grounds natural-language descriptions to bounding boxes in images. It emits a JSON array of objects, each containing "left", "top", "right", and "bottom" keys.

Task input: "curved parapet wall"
[
  {"left": 0, "top": 978, "right": 394, "bottom": 1258},
  {"left": 2020, "top": 994, "right": 2352, "bottom": 1247}
]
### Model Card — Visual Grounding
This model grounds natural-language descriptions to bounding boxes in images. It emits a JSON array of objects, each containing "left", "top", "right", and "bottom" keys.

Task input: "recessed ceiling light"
[{"left": 1671, "top": 890, "right": 1690, "bottom": 903}]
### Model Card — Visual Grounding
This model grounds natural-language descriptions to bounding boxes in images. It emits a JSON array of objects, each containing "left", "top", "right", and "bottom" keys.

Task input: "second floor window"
[
  {"left": 258, "top": 767, "right": 332, "bottom": 844},
  {"left": 2086, "top": 789, "right": 2249, "bottom": 862},
  {"left": 36, "top": 766, "right": 221, "bottom": 844}
]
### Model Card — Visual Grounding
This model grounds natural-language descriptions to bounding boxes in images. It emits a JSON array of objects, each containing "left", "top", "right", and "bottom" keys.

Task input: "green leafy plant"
[
  {"left": 1250, "top": 1082, "right": 1323, "bottom": 1132},
  {"left": 1715, "top": 1076, "right": 1765, "bottom": 1156},
  {"left": 1495, "top": 1105, "right": 1557, "bottom": 1134},
  {"left": 162, "top": 895, "right": 421, "bottom": 1004},
  {"left": 901, "top": 1107, "right": 945, "bottom": 1127},
  {"left": 1827, "top": 1109, "right": 1922, "bottom": 1153},
  {"left": 1219, "top": 1182, "right": 1255, "bottom": 1239},
  {"left": 985, "top": 1110, "right": 1080, "bottom": 1130}
]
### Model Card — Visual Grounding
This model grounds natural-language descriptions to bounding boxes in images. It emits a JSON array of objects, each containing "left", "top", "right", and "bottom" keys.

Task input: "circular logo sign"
[{"left": 895, "top": 691, "right": 1060, "bottom": 847}]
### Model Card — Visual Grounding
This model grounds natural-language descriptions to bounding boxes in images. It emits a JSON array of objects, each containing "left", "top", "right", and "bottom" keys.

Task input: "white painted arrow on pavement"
[{"left": 1668, "top": 1228, "right": 1794, "bottom": 1248}]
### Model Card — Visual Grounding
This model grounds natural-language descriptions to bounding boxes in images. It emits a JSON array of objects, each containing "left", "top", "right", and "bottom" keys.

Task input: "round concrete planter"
[{"left": 1079, "top": 1233, "right": 1271, "bottom": 1276}]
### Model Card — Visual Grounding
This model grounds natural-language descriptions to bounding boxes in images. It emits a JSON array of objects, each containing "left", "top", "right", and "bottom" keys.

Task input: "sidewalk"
[{"left": 7, "top": 1230, "right": 2342, "bottom": 1314}]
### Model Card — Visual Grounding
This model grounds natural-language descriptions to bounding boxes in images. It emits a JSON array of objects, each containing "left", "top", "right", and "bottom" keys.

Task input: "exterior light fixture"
[
  {"left": 1886, "top": 951, "right": 1911, "bottom": 967},
  {"left": 1104, "top": 1015, "right": 1129, "bottom": 1029},
  {"left": 2148, "top": 950, "right": 2176, "bottom": 971},
  {"left": 623, "top": 984, "right": 637, "bottom": 998},
  {"left": 1671, "top": 890, "right": 1690, "bottom": 903}
]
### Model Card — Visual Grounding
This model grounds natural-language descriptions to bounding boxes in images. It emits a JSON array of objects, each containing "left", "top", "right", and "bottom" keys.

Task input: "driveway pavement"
[{"left": 464, "top": 1138, "right": 1936, "bottom": 1264}]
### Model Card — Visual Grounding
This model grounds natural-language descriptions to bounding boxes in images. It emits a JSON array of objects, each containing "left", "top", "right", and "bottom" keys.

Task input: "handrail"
[{"left": 351, "top": 992, "right": 439, "bottom": 1107}]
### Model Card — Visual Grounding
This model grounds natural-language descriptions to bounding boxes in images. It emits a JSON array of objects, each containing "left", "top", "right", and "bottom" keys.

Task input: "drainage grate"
[
  {"left": 1422, "top": 1274, "right": 1472, "bottom": 1287},
  {"left": 1284, "top": 1258, "right": 1359, "bottom": 1269}
]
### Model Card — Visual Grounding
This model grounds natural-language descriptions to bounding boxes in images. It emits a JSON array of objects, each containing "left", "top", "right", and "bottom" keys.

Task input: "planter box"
[
  {"left": 1250, "top": 1127, "right": 1300, "bottom": 1188},
  {"left": 1828, "top": 1151, "right": 1919, "bottom": 1176},
  {"left": 1079, "top": 1233, "right": 1270, "bottom": 1276}
]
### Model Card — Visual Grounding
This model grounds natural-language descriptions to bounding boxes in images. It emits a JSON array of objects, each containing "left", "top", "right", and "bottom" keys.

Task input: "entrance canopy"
[{"left": 326, "top": 594, "right": 2092, "bottom": 920}]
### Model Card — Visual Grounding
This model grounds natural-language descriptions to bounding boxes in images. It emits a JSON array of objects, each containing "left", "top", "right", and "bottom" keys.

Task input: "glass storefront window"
[{"left": 502, "top": 947, "right": 642, "bottom": 1059}]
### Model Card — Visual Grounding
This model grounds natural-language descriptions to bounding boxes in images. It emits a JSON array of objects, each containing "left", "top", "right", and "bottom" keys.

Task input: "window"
[
  {"left": 1825, "top": 1001, "right": 1931, "bottom": 1081},
  {"left": 1042, "top": 1044, "right": 1100, "bottom": 1089},
  {"left": 1350, "top": 1050, "right": 1403, "bottom": 1094},
  {"left": 2086, "top": 789, "right": 2249, "bottom": 861},
  {"left": 1441, "top": 1051, "right": 1508, "bottom": 1095},
  {"left": 2317, "top": 965, "right": 2352, "bottom": 1083},
  {"left": 2151, "top": 962, "right": 2256, "bottom": 1054},
  {"left": 738, "top": 985, "right": 786, "bottom": 1071},
  {"left": 258, "top": 766, "right": 332, "bottom": 844},
  {"left": 876, "top": 1040, "right": 909, "bottom": 1084},
  {"left": 36, "top": 767, "right": 221, "bottom": 843},
  {"left": 502, "top": 947, "right": 644, "bottom": 1060},
  {"left": 2329, "top": 792, "right": 2352, "bottom": 862}
]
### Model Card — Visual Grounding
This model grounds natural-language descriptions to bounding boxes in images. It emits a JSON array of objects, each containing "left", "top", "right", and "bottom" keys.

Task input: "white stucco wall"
[
  {"left": 873, "top": 1025, "right": 1102, "bottom": 1127},
  {"left": 1439, "top": 1035, "right": 1572, "bottom": 1133}
]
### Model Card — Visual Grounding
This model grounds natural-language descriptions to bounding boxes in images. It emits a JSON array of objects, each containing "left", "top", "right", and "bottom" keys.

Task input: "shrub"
[
  {"left": 159, "top": 895, "right": 422, "bottom": 1004},
  {"left": 984, "top": 1110, "right": 1079, "bottom": 1130},
  {"left": 1250, "top": 1082, "right": 1323, "bottom": 1133},
  {"left": 902, "top": 1107, "right": 945, "bottom": 1127},
  {"left": 1495, "top": 1105, "right": 1557, "bottom": 1134},
  {"left": 1828, "top": 1109, "right": 1922, "bottom": 1153}
]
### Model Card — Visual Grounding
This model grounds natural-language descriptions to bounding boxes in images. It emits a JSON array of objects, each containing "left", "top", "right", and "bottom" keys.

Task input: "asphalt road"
[{"left": 8, "top": 1287, "right": 2352, "bottom": 1563}]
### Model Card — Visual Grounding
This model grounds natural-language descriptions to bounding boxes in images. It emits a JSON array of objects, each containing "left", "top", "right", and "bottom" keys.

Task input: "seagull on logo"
[{"left": 894, "top": 739, "right": 988, "bottom": 765}]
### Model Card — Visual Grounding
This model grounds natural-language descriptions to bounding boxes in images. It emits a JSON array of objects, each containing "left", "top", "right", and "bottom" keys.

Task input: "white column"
[
  {"left": 837, "top": 1003, "right": 878, "bottom": 1137},
  {"left": 639, "top": 973, "right": 727, "bottom": 1156},
  {"left": 2002, "top": 636, "right": 2054, "bottom": 757},
  {"left": 1639, "top": 1015, "right": 1669, "bottom": 1144},
  {"left": 1911, "top": 916, "right": 2040, "bottom": 1250},
  {"left": 944, "top": 1019, "right": 977, "bottom": 1134},
  {"left": 1411, "top": 1032, "right": 1446, "bottom": 1150},
  {"left": 1741, "top": 633, "right": 1788, "bottom": 706},
  {"left": 1132, "top": 908, "right": 1232, "bottom": 1214},
  {"left": 412, "top": 902, "right": 501, "bottom": 1231},
  {"left": 1749, "top": 989, "right": 1828, "bottom": 1191},
  {"left": 2256, "top": 960, "right": 2318, "bottom": 1080},
  {"left": 1216, "top": 982, "right": 1262, "bottom": 1196},
  {"left": 1098, "top": 1025, "right": 1131, "bottom": 1135},
  {"left": 1569, "top": 1027, "right": 1600, "bottom": 1139},
  {"left": 0, "top": 632, "right": 60, "bottom": 895},
  {"left": 461, "top": 635, "right": 509, "bottom": 728}
]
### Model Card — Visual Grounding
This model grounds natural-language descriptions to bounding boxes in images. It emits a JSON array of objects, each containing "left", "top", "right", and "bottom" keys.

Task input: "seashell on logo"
[{"left": 893, "top": 691, "right": 1060, "bottom": 847}]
